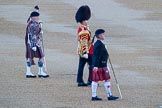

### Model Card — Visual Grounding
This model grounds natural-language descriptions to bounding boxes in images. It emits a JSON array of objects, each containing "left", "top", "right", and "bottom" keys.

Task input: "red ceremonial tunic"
[{"left": 77, "top": 24, "right": 93, "bottom": 57}]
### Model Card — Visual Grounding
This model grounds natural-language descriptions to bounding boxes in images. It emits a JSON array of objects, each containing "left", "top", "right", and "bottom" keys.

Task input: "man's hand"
[
  {"left": 93, "top": 67, "right": 98, "bottom": 72},
  {"left": 83, "top": 53, "right": 88, "bottom": 59},
  {"left": 32, "top": 47, "right": 37, "bottom": 51}
]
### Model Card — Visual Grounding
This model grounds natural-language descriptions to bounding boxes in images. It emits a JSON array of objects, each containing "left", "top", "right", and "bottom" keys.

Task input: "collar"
[
  {"left": 97, "top": 39, "right": 106, "bottom": 44},
  {"left": 80, "top": 24, "right": 88, "bottom": 27}
]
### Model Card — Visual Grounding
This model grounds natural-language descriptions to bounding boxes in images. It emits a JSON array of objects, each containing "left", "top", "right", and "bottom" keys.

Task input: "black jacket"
[{"left": 92, "top": 40, "right": 109, "bottom": 67}]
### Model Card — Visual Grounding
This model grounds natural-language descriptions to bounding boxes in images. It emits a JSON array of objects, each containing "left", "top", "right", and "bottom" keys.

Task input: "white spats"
[
  {"left": 38, "top": 67, "right": 48, "bottom": 76},
  {"left": 38, "top": 61, "right": 49, "bottom": 78},
  {"left": 26, "top": 66, "right": 35, "bottom": 76}
]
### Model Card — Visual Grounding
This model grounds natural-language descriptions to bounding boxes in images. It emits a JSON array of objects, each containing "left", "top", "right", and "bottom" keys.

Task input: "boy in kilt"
[
  {"left": 91, "top": 29, "right": 118, "bottom": 101},
  {"left": 75, "top": 5, "right": 93, "bottom": 86},
  {"left": 25, "top": 11, "right": 49, "bottom": 78}
]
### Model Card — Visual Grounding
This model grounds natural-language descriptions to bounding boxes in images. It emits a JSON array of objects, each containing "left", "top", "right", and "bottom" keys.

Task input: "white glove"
[
  {"left": 32, "top": 47, "right": 37, "bottom": 51},
  {"left": 83, "top": 53, "right": 88, "bottom": 59},
  {"left": 93, "top": 67, "right": 98, "bottom": 72},
  {"left": 40, "top": 31, "right": 43, "bottom": 34}
]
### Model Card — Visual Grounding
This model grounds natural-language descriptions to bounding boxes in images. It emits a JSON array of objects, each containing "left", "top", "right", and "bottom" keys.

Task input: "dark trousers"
[{"left": 77, "top": 55, "right": 92, "bottom": 83}]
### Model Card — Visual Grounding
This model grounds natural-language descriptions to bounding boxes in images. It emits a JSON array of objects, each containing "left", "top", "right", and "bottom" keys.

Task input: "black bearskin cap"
[
  {"left": 75, "top": 5, "right": 91, "bottom": 23},
  {"left": 34, "top": 5, "right": 39, "bottom": 10},
  {"left": 95, "top": 29, "right": 105, "bottom": 36},
  {"left": 30, "top": 11, "right": 40, "bottom": 17}
]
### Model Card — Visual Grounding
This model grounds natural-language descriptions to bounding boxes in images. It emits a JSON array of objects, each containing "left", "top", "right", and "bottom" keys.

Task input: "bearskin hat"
[{"left": 75, "top": 5, "right": 91, "bottom": 23}]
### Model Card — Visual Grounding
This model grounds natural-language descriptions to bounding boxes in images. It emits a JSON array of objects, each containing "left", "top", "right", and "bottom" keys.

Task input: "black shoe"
[
  {"left": 26, "top": 75, "right": 36, "bottom": 78},
  {"left": 108, "top": 95, "right": 119, "bottom": 100},
  {"left": 91, "top": 96, "right": 102, "bottom": 101},
  {"left": 38, "top": 74, "right": 49, "bottom": 78},
  {"left": 87, "top": 81, "right": 92, "bottom": 86},
  {"left": 78, "top": 82, "right": 88, "bottom": 87}
]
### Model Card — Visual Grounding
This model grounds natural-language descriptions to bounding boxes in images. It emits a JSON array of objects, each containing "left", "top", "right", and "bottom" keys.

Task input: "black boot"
[
  {"left": 108, "top": 95, "right": 119, "bottom": 100},
  {"left": 87, "top": 81, "right": 92, "bottom": 86},
  {"left": 91, "top": 96, "right": 102, "bottom": 101},
  {"left": 26, "top": 75, "right": 36, "bottom": 78},
  {"left": 78, "top": 82, "right": 88, "bottom": 87}
]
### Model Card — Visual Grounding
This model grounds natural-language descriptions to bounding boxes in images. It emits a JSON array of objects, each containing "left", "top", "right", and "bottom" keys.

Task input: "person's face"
[
  {"left": 31, "top": 16, "right": 39, "bottom": 21},
  {"left": 81, "top": 20, "right": 88, "bottom": 26},
  {"left": 98, "top": 33, "right": 105, "bottom": 40}
]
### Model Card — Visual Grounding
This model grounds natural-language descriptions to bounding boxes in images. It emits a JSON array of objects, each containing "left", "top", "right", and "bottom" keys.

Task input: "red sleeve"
[{"left": 77, "top": 27, "right": 82, "bottom": 34}]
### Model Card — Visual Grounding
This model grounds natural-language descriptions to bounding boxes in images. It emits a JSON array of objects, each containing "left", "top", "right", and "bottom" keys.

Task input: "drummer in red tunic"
[
  {"left": 75, "top": 5, "right": 93, "bottom": 86},
  {"left": 91, "top": 29, "right": 119, "bottom": 101}
]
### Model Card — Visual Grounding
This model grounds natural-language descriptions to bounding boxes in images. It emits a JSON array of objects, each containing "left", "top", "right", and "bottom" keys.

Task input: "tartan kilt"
[
  {"left": 91, "top": 67, "right": 110, "bottom": 82},
  {"left": 25, "top": 33, "right": 44, "bottom": 59},
  {"left": 26, "top": 44, "right": 44, "bottom": 59}
]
